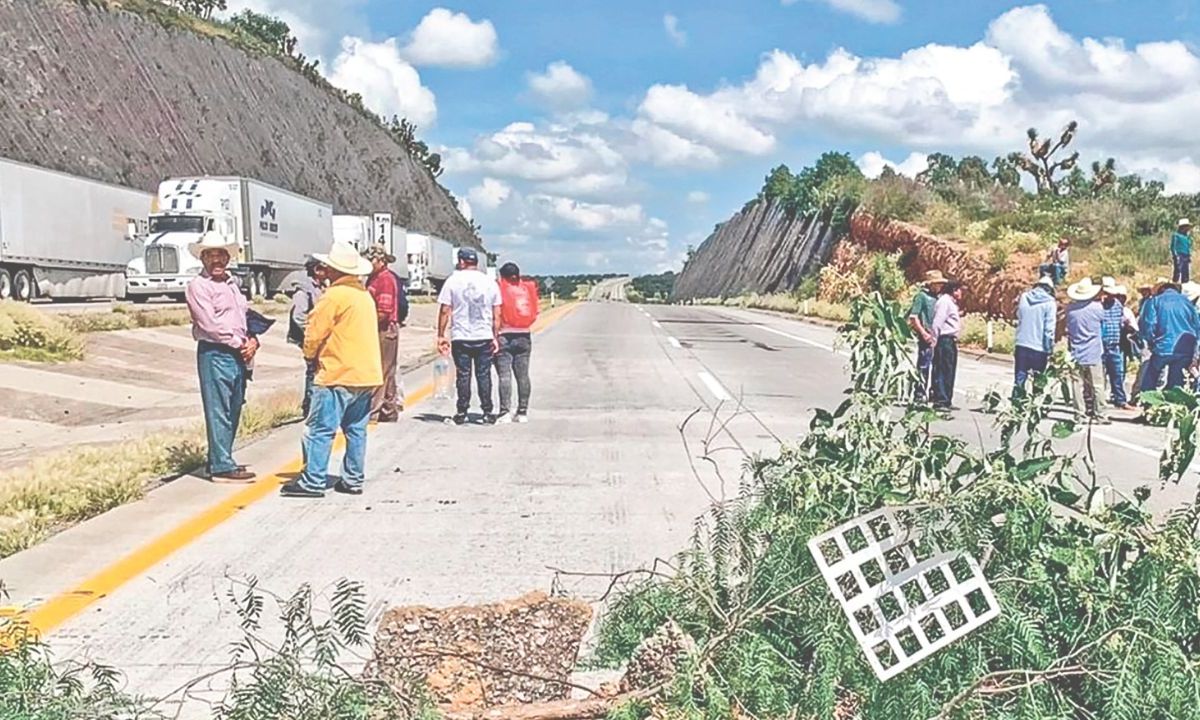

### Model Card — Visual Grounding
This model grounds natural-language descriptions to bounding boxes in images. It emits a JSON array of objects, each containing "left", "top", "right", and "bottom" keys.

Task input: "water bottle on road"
[{"left": 433, "top": 357, "right": 452, "bottom": 399}]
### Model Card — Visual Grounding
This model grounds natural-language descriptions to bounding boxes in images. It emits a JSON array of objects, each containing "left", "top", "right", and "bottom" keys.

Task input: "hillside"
[{"left": 0, "top": 0, "right": 479, "bottom": 247}]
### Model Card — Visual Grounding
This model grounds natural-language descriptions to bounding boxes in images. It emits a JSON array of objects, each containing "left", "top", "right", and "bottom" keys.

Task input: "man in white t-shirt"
[{"left": 437, "top": 248, "right": 503, "bottom": 425}]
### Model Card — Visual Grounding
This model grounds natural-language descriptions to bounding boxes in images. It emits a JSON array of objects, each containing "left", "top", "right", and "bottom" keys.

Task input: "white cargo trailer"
[
  {"left": 126, "top": 177, "right": 332, "bottom": 301},
  {"left": 334, "top": 214, "right": 409, "bottom": 279},
  {"left": 406, "top": 232, "right": 454, "bottom": 294},
  {"left": 0, "top": 157, "right": 151, "bottom": 301}
]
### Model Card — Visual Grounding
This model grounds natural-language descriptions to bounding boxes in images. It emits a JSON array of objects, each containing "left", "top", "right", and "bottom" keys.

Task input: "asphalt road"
[{"left": 4, "top": 300, "right": 1192, "bottom": 712}]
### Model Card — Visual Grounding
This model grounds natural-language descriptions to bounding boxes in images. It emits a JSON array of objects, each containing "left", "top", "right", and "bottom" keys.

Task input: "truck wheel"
[
  {"left": 0, "top": 270, "right": 11, "bottom": 301},
  {"left": 13, "top": 270, "right": 34, "bottom": 302},
  {"left": 255, "top": 271, "right": 269, "bottom": 300}
]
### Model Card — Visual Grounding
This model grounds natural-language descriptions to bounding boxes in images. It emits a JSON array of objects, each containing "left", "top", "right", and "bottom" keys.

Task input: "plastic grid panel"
[{"left": 807, "top": 506, "right": 1000, "bottom": 681}]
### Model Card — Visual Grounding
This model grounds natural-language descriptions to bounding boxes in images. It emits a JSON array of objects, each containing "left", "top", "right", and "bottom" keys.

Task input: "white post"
[
  {"left": 986, "top": 320, "right": 994, "bottom": 353},
  {"left": 803, "top": 299, "right": 811, "bottom": 315},
  {"left": 551, "top": 292, "right": 557, "bottom": 308}
]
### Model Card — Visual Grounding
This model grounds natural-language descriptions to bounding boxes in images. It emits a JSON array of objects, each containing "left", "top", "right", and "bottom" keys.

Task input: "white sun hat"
[
  {"left": 1180, "top": 218, "right": 1192, "bottom": 228},
  {"left": 1066, "top": 277, "right": 1103, "bottom": 301},
  {"left": 313, "top": 240, "right": 373, "bottom": 276},
  {"left": 187, "top": 231, "right": 241, "bottom": 261}
]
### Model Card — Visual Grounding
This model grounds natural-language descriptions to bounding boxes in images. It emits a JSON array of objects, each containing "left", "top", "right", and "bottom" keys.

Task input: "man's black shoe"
[
  {"left": 280, "top": 480, "right": 325, "bottom": 498},
  {"left": 452, "top": 413, "right": 468, "bottom": 426},
  {"left": 481, "top": 413, "right": 498, "bottom": 425},
  {"left": 333, "top": 481, "right": 363, "bottom": 496}
]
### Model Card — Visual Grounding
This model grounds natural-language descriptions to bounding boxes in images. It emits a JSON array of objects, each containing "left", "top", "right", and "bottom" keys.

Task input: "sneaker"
[
  {"left": 514, "top": 412, "right": 529, "bottom": 424},
  {"left": 481, "top": 413, "right": 498, "bottom": 425},
  {"left": 279, "top": 480, "right": 325, "bottom": 498},
  {"left": 452, "top": 413, "right": 468, "bottom": 426},
  {"left": 333, "top": 481, "right": 363, "bottom": 496},
  {"left": 495, "top": 412, "right": 513, "bottom": 425}
]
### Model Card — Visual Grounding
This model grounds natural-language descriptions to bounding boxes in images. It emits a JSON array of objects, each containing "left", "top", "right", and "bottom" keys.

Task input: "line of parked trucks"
[{"left": 0, "top": 156, "right": 487, "bottom": 303}]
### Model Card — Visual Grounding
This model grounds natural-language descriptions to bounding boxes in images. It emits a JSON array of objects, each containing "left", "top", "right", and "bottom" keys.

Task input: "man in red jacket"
[
  {"left": 364, "top": 245, "right": 401, "bottom": 422},
  {"left": 495, "top": 262, "right": 539, "bottom": 423}
]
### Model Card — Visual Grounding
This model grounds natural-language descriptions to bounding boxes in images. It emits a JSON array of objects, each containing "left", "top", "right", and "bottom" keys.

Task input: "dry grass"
[
  {"left": 0, "top": 388, "right": 302, "bottom": 558},
  {"left": 0, "top": 302, "right": 84, "bottom": 363},
  {"left": 62, "top": 301, "right": 288, "bottom": 334}
]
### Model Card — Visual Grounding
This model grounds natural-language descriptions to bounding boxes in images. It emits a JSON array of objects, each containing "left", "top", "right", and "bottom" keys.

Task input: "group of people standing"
[
  {"left": 184, "top": 236, "right": 539, "bottom": 500},
  {"left": 906, "top": 270, "right": 966, "bottom": 418}
]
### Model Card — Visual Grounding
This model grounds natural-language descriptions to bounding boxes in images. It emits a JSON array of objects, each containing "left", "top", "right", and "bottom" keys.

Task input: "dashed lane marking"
[{"left": 698, "top": 371, "right": 733, "bottom": 402}]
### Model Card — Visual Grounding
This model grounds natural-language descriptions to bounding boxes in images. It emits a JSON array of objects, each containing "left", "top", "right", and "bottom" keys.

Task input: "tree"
[
  {"left": 228, "top": 9, "right": 295, "bottom": 55},
  {"left": 1091, "top": 158, "right": 1117, "bottom": 193},
  {"left": 759, "top": 165, "right": 796, "bottom": 203},
  {"left": 915, "top": 153, "right": 957, "bottom": 188},
  {"left": 991, "top": 155, "right": 1021, "bottom": 188},
  {"left": 1009, "top": 121, "right": 1080, "bottom": 194}
]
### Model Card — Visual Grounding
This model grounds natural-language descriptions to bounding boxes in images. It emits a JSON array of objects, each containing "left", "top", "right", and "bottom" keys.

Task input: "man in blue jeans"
[
  {"left": 906, "top": 270, "right": 946, "bottom": 404},
  {"left": 280, "top": 241, "right": 382, "bottom": 498},
  {"left": 437, "top": 248, "right": 503, "bottom": 425},
  {"left": 1012, "top": 276, "right": 1057, "bottom": 401},
  {"left": 1100, "top": 282, "right": 1133, "bottom": 409},
  {"left": 1172, "top": 219, "right": 1193, "bottom": 284},
  {"left": 1139, "top": 279, "right": 1200, "bottom": 395}
]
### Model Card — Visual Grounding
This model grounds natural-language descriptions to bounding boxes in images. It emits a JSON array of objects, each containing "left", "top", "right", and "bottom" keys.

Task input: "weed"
[{"left": 0, "top": 302, "right": 83, "bottom": 362}]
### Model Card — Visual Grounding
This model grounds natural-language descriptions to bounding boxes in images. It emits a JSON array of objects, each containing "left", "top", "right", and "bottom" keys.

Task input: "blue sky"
[{"left": 227, "top": 0, "right": 1200, "bottom": 275}]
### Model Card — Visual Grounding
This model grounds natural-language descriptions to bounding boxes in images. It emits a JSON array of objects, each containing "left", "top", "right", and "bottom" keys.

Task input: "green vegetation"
[
  {"left": 527, "top": 274, "right": 620, "bottom": 300},
  {"left": 756, "top": 152, "right": 865, "bottom": 230},
  {"left": 61, "top": 300, "right": 287, "bottom": 335},
  {"left": 628, "top": 272, "right": 676, "bottom": 303},
  {"left": 0, "top": 389, "right": 302, "bottom": 558},
  {"left": 593, "top": 294, "right": 1200, "bottom": 718},
  {"left": 0, "top": 302, "right": 84, "bottom": 362}
]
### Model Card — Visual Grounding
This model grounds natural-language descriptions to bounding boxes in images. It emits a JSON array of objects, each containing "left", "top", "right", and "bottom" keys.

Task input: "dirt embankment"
[
  {"left": 0, "top": 0, "right": 478, "bottom": 246},
  {"left": 847, "top": 214, "right": 1031, "bottom": 319}
]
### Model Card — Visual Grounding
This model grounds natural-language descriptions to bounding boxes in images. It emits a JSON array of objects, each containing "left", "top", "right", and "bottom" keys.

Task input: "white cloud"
[
  {"left": 664, "top": 14, "right": 687, "bottom": 47},
  {"left": 456, "top": 196, "right": 473, "bottom": 221},
  {"left": 529, "top": 195, "right": 644, "bottom": 231},
  {"left": 222, "top": 0, "right": 368, "bottom": 59},
  {"left": 785, "top": 0, "right": 901, "bottom": 24},
  {"left": 402, "top": 8, "right": 499, "bottom": 68},
  {"left": 640, "top": 84, "right": 776, "bottom": 154},
  {"left": 328, "top": 37, "right": 437, "bottom": 127},
  {"left": 467, "top": 178, "right": 513, "bottom": 211},
  {"left": 857, "top": 151, "right": 929, "bottom": 178},
  {"left": 630, "top": 119, "right": 721, "bottom": 168},
  {"left": 686, "top": 190, "right": 710, "bottom": 203},
  {"left": 527, "top": 61, "right": 593, "bottom": 111}
]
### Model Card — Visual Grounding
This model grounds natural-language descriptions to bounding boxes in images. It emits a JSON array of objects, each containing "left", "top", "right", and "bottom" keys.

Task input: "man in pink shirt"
[
  {"left": 185, "top": 234, "right": 259, "bottom": 482},
  {"left": 929, "top": 281, "right": 964, "bottom": 417}
]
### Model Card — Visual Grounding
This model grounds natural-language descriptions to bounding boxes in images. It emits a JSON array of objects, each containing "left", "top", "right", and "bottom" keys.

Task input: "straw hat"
[
  {"left": 922, "top": 270, "right": 948, "bottom": 287},
  {"left": 314, "top": 240, "right": 373, "bottom": 276},
  {"left": 1180, "top": 218, "right": 1192, "bottom": 228},
  {"left": 187, "top": 231, "right": 240, "bottom": 261},
  {"left": 1154, "top": 276, "right": 1179, "bottom": 293},
  {"left": 1183, "top": 282, "right": 1200, "bottom": 303},
  {"left": 1106, "top": 284, "right": 1129, "bottom": 298},
  {"left": 362, "top": 244, "right": 396, "bottom": 264},
  {"left": 1067, "top": 277, "right": 1103, "bottom": 301}
]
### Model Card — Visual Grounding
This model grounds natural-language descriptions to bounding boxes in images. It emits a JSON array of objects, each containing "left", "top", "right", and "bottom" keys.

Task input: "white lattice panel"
[{"left": 807, "top": 506, "right": 1000, "bottom": 681}]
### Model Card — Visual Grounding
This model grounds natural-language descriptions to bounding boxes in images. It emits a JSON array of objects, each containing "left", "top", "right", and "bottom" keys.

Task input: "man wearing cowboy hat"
[
  {"left": 1065, "top": 278, "right": 1109, "bottom": 423},
  {"left": 280, "top": 241, "right": 383, "bottom": 498},
  {"left": 185, "top": 232, "right": 259, "bottom": 482},
  {"left": 363, "top": 244, "right": 402, "bottom": 423},
  {"left": 1173, "top": 219, "right": 1194, "bottom": 284},
  {"left": 906, "top": 269, "right": 946, "bottom": 403},
  {"left": 1100, "top": 280, "right": 1134, "bottom": 410},
  {"left": 1013, "top": 275, "right": 1057, "bottom": 401},
  {"left": 1139, "top": 277, "right": 1200, "bottom": 394}
]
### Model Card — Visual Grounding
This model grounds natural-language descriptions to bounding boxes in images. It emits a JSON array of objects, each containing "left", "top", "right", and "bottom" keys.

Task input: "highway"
[{"left": 1, "top": 300, "right": 1190, "bottom": 711}]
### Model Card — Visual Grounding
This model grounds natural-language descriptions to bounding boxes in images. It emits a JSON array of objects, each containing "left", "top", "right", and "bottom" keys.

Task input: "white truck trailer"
[
  {"left": 333, "top": 214, "right": 409, "bottom": 280},
  {"left": 126, "top": 177, "right": 332, "bottom": 301},
  {"left": 0, "top": 157, "right": 152, "bottom": 301},
  {"left": 406, "top": 232, "right": 454, "bottom": 293}
]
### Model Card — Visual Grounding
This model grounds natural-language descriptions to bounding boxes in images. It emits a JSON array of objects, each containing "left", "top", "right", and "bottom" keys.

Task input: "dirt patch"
[{"left": 369, "top": 591, "right": 593, "bottom": 712}]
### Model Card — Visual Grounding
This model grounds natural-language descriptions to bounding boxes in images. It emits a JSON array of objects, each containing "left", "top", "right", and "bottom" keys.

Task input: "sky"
[{"left": 225, "top": 0, "right": 1200, "bottom": 275}]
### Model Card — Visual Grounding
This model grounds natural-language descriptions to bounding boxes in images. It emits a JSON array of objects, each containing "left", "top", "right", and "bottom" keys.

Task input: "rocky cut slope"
[
  {"left": 0, "top": 0, "right": 478, "bottom": 246},
  {"left": 671, "top": 200, "right": 840, "bottom": 301}
]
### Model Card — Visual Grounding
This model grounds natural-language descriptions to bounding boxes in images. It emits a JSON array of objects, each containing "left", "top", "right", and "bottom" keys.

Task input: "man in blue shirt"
[
  {"left": 1172, "top": 219, "right": 1193, "bottom": 283},
  {"left": 1066, "top": 278, "right": 1109, "bottom": 424},
  {"left": 1100, "top": 282, "right": 1130, "bottom": 409},
  {"left": 1140, "top": 279, "right": 1200, "bottom": 394}
]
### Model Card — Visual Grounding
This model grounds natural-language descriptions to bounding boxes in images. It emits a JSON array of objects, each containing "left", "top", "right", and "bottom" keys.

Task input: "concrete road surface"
[{"left": 1, "top": 301, "right": 1190, "bottom": 712}]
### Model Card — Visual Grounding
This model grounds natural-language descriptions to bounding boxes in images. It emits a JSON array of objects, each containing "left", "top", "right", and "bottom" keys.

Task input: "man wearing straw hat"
[
  {"left": 906, "top": 269, "right": 946, "bottom": 403},
  {"left": 1012, "top": 275, "right": 1057, "bottom": 401},
  {"left": 1065, "top": 278, "right": 1109, "bottom": 424},
  {"left": 1139, "top": 277, "right": 1200, "bottom": 394},
  {"left": 1100, "top": 279, "right": 1134, "bottom": 410},
  {"left": 363, "top": 244, "right": 402, "bottom": 423},
  {"left": 1172, "top": 219, "right": 1194, "bottom": 284},
  {"left": 185, "top": 232, "right": 259, "bottom": 483},
  {"left": 280, "top": 241, "right": 382, "bottom": 498}
]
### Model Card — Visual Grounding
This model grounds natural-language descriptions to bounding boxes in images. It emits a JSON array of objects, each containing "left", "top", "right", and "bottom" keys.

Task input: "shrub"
[
  {"left": 920, "top": 200, "right": 967, "bottom": 236},
  {"left": 866, "top": 252, "right": 907, "bottom": 301},
  {"left": 861, "top": 174, "right": 931, "bottom": 222},
  {"left": 987, "top": 243, "right": 1010, "bottom": 272},
  {"left": 0, "top": 302, "right": 84, "bottom": 362}
]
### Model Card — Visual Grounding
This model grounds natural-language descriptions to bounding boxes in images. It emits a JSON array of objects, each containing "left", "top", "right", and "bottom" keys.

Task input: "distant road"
[{"left": 588, "top": 276, "right": 629, "bottom": 301}]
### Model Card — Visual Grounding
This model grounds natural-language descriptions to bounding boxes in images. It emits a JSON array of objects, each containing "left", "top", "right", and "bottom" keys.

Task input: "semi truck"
[
  {"left": 126, "top": 177, "right": 332, "bottom": 301},
  {"left": 334, "top": 214, "right": 409, "bottom": 280},
  {"left": 406, "top": 232, "right": 454, "bottom": 293},
  {"left": 0, "top": 157, "right": 152, "bottom": 302}
]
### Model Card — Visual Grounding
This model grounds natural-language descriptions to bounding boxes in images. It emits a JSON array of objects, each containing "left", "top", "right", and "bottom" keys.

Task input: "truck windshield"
[{"left": 149, "top": 215, "right": 206, "bottom": 234}]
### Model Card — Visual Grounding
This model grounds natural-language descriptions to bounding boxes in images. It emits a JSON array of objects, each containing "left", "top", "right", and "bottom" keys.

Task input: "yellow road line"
[{"left": 20, "top": 301, "right": 581, "bottom": 637}]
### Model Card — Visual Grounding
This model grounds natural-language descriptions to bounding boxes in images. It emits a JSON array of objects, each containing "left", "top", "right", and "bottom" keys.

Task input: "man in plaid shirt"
[{"left": 1101, "top": 281, "right": 1130, "bottom": 409}]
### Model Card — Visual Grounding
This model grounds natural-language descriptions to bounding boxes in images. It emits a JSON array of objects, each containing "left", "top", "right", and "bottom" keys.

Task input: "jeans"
[
  {"left": 371, "top": 323, "right": 400, "bottom": 421},
  {"left": 302, "top": 361, "right": 317, "bottom": 417},
  {"left": 299, "top": 386, "right": 373, "bottom": 492},
  {"left": 1072, "top": 363, "right": 1104, "bottom": 418},
  {"left": 496, "top": 333, "right": 533, "bottom": 414},
  {"left": 1140, "top": 353, "right": 1191, "bottom": 393},
  {"left": 452, "top": 339, "right": 495, "bottom": 415},
  {"left": 197, "top": 341, "right": 246, "bottom": 475},
  {"left": 1038, "top": 262, "right": 1067, "bottom": 286},
  {"left": 1012, "top": 345, "right": 1049, "bottom": 400},
  {"left": 914, "top": 340, "right": 934, "bottom": 402},
  {"left": 1175, "top": 254, "right": 1192, "bottom": 283},
  {"left": 1102, "top": 348, "right": 1127, "bottom": 406},
  {"left": 931, "top": 336, "right": 958, "bottom": 409}
]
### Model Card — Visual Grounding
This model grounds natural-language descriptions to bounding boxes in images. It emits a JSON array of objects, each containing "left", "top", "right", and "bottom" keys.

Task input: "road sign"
[
  {"left": 544, "top": 277, "right": 556, "bottom": 291},
  {"left": 372, "top": 213, "right": 394, "bottom": 255}
]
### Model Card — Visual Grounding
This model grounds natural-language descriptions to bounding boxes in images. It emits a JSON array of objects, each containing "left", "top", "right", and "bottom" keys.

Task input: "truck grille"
[{"left": 145, "top": 246, "right": 179, "bottom": 274}]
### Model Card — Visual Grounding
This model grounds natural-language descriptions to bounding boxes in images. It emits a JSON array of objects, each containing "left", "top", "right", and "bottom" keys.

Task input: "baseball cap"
[{"left": 457, "top": 247, "right": 479, "bottom": 264}]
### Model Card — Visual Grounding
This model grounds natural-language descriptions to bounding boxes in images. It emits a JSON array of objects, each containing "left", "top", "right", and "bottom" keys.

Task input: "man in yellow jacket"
[{"left": 281, "top": 241, "right": 383, "bottom": 498}]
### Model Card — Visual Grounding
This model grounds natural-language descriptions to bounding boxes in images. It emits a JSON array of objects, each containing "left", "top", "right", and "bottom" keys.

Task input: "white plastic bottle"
[{"left": 433, "top": 357, "right": 452, "bottom": 399}]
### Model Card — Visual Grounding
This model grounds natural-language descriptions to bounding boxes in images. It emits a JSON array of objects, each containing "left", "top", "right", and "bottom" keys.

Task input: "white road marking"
[
  {"left": 698, "top": 371, "right": 733, "bottom": 402},
  {"left": 1091, "top": 432, "right": 1164, "bottom": 459},
  {"left": 652, "top": 321, "right": 662, "bottom": 329},
  {"left": 754, "top": 324, "right": 836, "bottom": 352},
  {"left": 668, "top": 336, "right": 682, "bottom": 348}
]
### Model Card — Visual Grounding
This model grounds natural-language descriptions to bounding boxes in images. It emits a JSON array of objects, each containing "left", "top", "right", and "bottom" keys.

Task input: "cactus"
[{"left": 1013, "top": 121, "right": 1080, "bottom": 194}]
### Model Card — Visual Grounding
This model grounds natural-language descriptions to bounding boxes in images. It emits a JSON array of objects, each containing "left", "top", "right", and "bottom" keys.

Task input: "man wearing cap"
[
  {"left": 1173, "top": 219, "right": 1193, "bottom": 284},
  {"left": 185, "top": 233, "right": 259, "bottom": 482},
  {"left": 288, "top": 257, "right": 325, "bottom": 417},
  {"left": 929, "top": 281, "right": 965, "bottom": 417},
  {"left": 437, "top": 248, "right": 503, "bottom": 425},
  {"left": 906, "top": 270, "right": 946, "bottom": 403},
  {"left": 364, "top": 244, "right": 402, "bottom": 423},
  {"left": 1140, "top": 278, "right": 1200, "bottom": 393},
  {"left": 1013, "top": 276, "right": 1057, "bottom": 401},
  {"left": 1100, "top": 280, "right": 1133, "bottom": 410},
  {"left": 1065, "top": 278, "right": 1109, "bottom": 423},
  {"left": 281, "top": 241, "right": 382, "bottom": 498}
]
